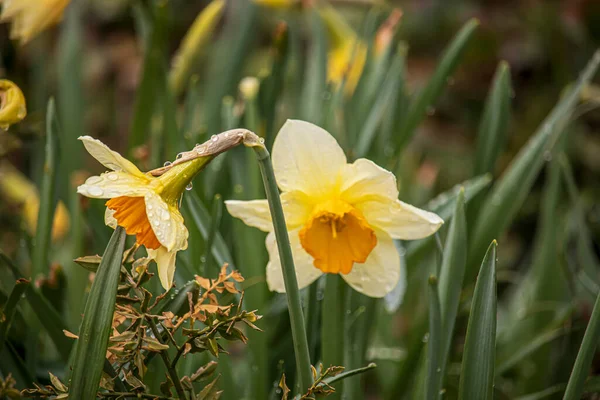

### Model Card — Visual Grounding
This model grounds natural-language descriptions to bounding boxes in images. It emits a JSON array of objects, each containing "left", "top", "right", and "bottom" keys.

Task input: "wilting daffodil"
[
  {"left": 0, "top": 0, "right": 70, "bottom": 44},
  {"left": 0, "top": 80, "right": 26, "bottom": 130},
  {"left": 226, "top": 120, "right": 443, "bottom": 298},
  {"left": 77, "top": 131, "right": 255, "bottom": 290}
]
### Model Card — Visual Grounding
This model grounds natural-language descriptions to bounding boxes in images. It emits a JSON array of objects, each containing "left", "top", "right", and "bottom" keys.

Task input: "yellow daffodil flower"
[
  {"left": 319, "top": 5, "right": 367, "bottom": 95},
  {"left": 253, "top": 0, "right": 298, "bottom": 8},
  {"left": 0, "top": 161, "right": 69, "bottom": 241},
  {"left": 226, "top": 120, "right": 443, "bottom": 298},
  {"left": 0, "top": 80, "right": 26, "bottom": 130},
  {"left": 77, "top": 130, "right": 256, "bottom": 290},
  {"left": 0, "top": 0, "right": 70, "bottom": 44}
]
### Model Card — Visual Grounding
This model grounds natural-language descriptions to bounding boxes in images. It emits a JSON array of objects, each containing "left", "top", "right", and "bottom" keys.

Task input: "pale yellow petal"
[
  {"left": 342, "top": 232, "right": 400, "bottom": 298},
  {"left": 104, "top": 207, "right": 117, "bottom": 229},
  {"left": 357, "top": 199, "right": 443, "bottom": 240},
  {"left": 272, "top": 120, "right": 346, "bottom": 199},
  {"left": 225, "top": 191, "right": 312, "bottom": 232},
  {"left": 339, "top": 158, "right": 398, "bottom": 203},
  {"left": 77, "top": 171, "right": 149, "bottom": 199},
  {"left": 144, "top": 191, "right": 188, "bottom": 252},
  {"left": 265, "top": 230, "right": 322, "bottom": 293},
  {"left": 147, "top": 247, "right": 177, "bottom": 291},
  {"left": 79, "top": 136, "right": 146, "bottom": 178}
]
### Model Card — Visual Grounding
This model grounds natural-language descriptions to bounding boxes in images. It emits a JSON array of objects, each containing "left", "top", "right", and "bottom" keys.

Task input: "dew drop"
[
  {"left": 87, "top": 176, "right": 103, "bottom": 184},
  {"left": 161, "top": 209, "right": 171, "bottom": 220},
  {"left": 259, "top": 137, "right": 265, "bottom": 144},
  {"left": 211, "top": 135, "right": 218, "bottom": 142},
  {"left": 153, "top": 220, "right": 160, "bottom": 226},
  {"left": 234, "top": 184, "right": 244, "bottom": 194},
  {"left": 148, "top": 212, "right": 154, "bottom": 218},
  {"left": 176, "top": 153, "right": 183, "bottom": 160},
  {"left": 89, "top": 187, "right": 104, "bottom": 196},
  {"left": 164, "top": 161, "right": 172, "bottom": 167},
  {"left": 186, "top": 182, "right": 193, "bottom": 191},
  {"left": 148, "top": 204, "right": 153, "bottom": 210},
  {"left": 224, "top": 132, "right": 230, "bottom": 138},
  {"left": 422, "top": 333, "right": 430, "bottom": 343},
  {"left": 107, "top": 173, "right": 119, "bottom": 181},
  {"left": 543, "top": 151, "right": 552, "bottom": 162},
  {"left": 197, "top": 145, "right": 207, "bottom": 154}
]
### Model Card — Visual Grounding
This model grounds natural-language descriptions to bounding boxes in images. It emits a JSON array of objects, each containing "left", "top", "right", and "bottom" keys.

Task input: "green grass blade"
[
  {"left": 354, "top": 46, "right": 405, "bottom": 158},
  {"left": 438, "top": 188, "right": 467, "bottom": 380},
  {"left": 563, "top": 283, "right": 600, "bottom": 399},
  {"left": 300, "top": 8, "right": 328, "bottom": 124},
  {"left": 322, "top": 274, "right": 347, "bottom": 399},
  {"left": 69, "top": 227, "right": 127, "bottom": 399},
  {"left": 474, "top": 61, "right": 512, "bottom": 176},
  {"left": 459, "top": 241, "right": 497, "bottom": 400},
  {"left": 0, "top": 279, "right": 29, "bottom": 355},
  {"left": 183, "top": 191, "right": 234, "bottom": 271},
  {"left": 202, "top": 194, "right": 223, "bottom": 277},
  {"left": 426, "top": 276, "right": 442, "bottom": 400},
  {"left": 1, "top": 251, "right": 73, "bottom": 362},
  {"left": 469, "top": 50, "right": 600, "bottom": 274},
  {"left": 32, "top": 99, "right": 60, "bottom": 279},
  {"left": 393, "top": 18, "right": 479, "bottom": 155}
]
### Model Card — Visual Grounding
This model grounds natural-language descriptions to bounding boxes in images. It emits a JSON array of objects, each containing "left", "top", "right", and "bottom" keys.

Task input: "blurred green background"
[{"left": 1, "top": 0, "right": 600, "bottom": 399}]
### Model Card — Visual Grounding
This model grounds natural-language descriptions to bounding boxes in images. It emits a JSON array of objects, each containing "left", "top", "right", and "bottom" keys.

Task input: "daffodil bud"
[
  {"left": 0, "top": 0, "right": 70, "bottom": 44},
  {"left": 0, "top": 80, "right": 26, "bottom": 130}
]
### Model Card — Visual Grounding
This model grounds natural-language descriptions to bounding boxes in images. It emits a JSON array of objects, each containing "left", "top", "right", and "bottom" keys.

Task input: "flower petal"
[
  {"left": 77, "top": 171, "right": 150, "bottom": 199},
  {"left": 265, "top": 230, "right": 323, "bottom": 293},
  {"left": 104, "top": 207, "right": 117, "bottom": 229},
  {"left": 225, "top": 191, "right": 313, "bottom": 232},
  {"left": 79, "top": 136, "right": 146, "bottom": 178},
  {"left": 342, "top": 232, "right": 401, "bottom": 298},
  {"left": 272, "top": 120, "right": 346, "bottom": 198},
  {"left": 357, "top": 199, "right": 443, "bottom": 240},
  {"left": 340, "top": 158, "right": 398, "bottom": 203},
  {"left": 144, "top": 191, "right": 188, "bottom": 252},
  {"left": 147, "top": 247, "right": 177, "bottom": 290}
]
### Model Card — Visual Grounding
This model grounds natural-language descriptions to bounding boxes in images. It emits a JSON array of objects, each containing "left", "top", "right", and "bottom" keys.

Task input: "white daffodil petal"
[
  {"left": 342, "top": 232, "right": 401, "bottom": 298},
  {"left": 104, "top": 207, "right": 117, "bottom": 229},
  {"left": 147, "top": 247, "right": 177, "bottom": 290},
  {"left": 226, "top": 191, "right": 313, "bottom": 232},
  {"left": 265, "top": 230, "right": 323, "bottom": 293},
  {"left": 79, "top": 136, "right": 146, "bottom": 178},
  {"left": 272, "top": 119, "right": 346, "bottom": 198},
  {"left": 225, "top": 199, "right": 272, "bottom": 232},
  {"left": 144, "top": 191, "right": 188, "bottom": 252},
  {"left": 77, "top": 171, "right": 150, "bottom": 199},
  {"left": 358, "top": 199, "right": 443, "bottom": 240},
  {"left": 340, "top": 158, "right": 398, "bottom": 203}
]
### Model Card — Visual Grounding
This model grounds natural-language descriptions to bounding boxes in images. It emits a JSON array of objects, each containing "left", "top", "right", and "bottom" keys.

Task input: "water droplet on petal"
[
  {"left": 107, "top": 173, "right": 119, "bottom": 181},
  {"left": 259, "top": 137, "right": 265, "bottom": 144},
  {"left": 164, "top": 161, "right": 172, "bottom": 167},
  {"left": 211, "top": 135, "right": 218, "bottom": 142},
  {"left": 87, "top": 176, "right": 103, "bottom": 184},
  {"left": 197, "top": 145, "right": 207, "bottom": 154},
  {"left": 161, "top": 209, "right": 171, "bottom": 220},
  {"left": 148, "top": 204, "right": 153, "bottom": 210},
  {"left": 153, "top": 220, "right": 160, "bottom": 226},
  {"left": 89, "top": 187, "right": 104, "bottom": 196},
  {"left": 186, "top": 182, "right": 193, "bottom": 191}
]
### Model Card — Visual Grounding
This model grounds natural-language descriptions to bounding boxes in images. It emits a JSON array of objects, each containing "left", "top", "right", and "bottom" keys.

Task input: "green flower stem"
[{"left": 250, "top": 144, "right": 313, "bottom": 393}]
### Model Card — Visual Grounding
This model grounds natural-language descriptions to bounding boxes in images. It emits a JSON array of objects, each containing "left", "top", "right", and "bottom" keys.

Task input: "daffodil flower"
[
  {"left": 0, "top": 0, "right": 70, "bottom": 44},
  {"left": 0, "top": 79, "right": 26, "bottom": 130},
  {"left": 76, "top": 131, "right": 254, "bottom": 290},
  {"left": 226, "top": 120, "right": 443, "bottom": 298}
]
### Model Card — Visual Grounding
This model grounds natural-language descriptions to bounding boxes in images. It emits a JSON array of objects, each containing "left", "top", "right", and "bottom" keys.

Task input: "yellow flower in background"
[
  {"left": 319, "top": 5, "right": 367, "bottom": 95},
  {"left": 0, "top": 161, "right": 70, "bottom": 241},
  {"left": 0, "top": 0, "right": 70, "bottom": 44},
  {"left": 253, "top": 0, "right": 297, "bottom": 8},
  {"left": 0, "top": 80, "right": 26, "bottom": 130},
  {"left": 226, "top": 120, "right": 443, "bottom": 298},
  {"left": 77, "top": 137, "right": 196, "bottom": 290}
]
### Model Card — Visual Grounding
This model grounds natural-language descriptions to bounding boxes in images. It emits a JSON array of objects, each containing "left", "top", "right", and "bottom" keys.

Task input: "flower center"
[
  {"left": 299, "top": 199, "right": 376, "bottom": 274},
  {"left": 106, "top": 196, "right": 161, "bottom": 250}
]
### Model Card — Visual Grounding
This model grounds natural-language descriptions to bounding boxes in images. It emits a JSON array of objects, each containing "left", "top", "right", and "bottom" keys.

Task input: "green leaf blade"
[{"left": 459, "top": 241, "right": 497, "bottom": 400}]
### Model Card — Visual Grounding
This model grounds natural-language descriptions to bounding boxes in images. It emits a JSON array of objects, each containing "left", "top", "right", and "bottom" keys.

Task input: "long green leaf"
[
  {"left": 69, "top": 227, "right": 127, "bottom": 399},
  {"left": 425, "top": 276, "right": 442, "bottom": 400},
  {"left": 32, "top": 99, "right": 60, "bottom": 278},
  {"left": 393, "top": 18, "right": 479, "bottom": 155},
  {"left": 469, "top": 50, "right": 600, "bottom": 274},
  {"left": 563, "top": 279, "right": 600, "bottom": 399},
  {"left": 437, "top": 188, "right": 467, "bottom": 380},
  {"left": 474, "top": 61, "right": 512, "bottom": 176},
  {"left": 300, "top": 8, "right": 328, "bottom": 125},
  {"left": 322, "top": 274, "right": 347, "bottom": 399},
  {"left": 0, "top": 279, "right": 29, "bottom": 355},
  {"left": 459, "top": 241, "right": 497, "bottom": 400}
]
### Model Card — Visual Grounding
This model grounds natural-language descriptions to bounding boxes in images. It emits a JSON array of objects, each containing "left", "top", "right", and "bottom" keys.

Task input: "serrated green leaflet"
[
  {"left": 69, "top": 227, "right": 126, "bottom": 399},
  {"left": 459, "top": 241, "right": 497, "bottom": 400}
]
